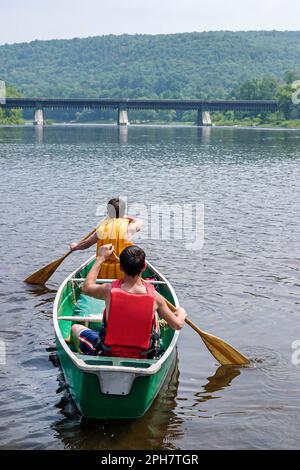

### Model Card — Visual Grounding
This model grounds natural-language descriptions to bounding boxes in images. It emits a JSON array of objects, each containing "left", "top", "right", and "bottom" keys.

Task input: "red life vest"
[{"left": 103, "top": 279, "right": 157, "bottom": 358}]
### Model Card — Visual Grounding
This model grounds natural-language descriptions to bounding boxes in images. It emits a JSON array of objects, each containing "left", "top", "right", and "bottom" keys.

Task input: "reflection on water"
[
  {"left": 118, "top": 126, "right": 128, "bottom": 146},
  {"left": 34, "top": 125, "right": 44, "bottom": 145},
  {"left": 189, "top": 366, "right": 241, "bottom": 417},
  {"left": 197, "top": 126, "right": 212, "bottom": 144},
  {"left": 0, "top": 125, "right": 300, "bottom": 449},
  {"left": 201, "top": 365, "right": 241, "bottom": 395}
]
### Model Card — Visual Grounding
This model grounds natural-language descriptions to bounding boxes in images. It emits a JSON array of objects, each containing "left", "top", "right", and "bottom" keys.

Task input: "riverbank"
[
  {"left": 213, "top": 118, "right": 300, "bottom": 129},
  {"left": 2, "top": 119, "right": 300, "bottom": 130}
]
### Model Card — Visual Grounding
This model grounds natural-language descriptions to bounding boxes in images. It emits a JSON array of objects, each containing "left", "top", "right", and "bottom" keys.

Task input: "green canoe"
[{"left": 53, "top": 255, "right": 180, "bottom": 419}]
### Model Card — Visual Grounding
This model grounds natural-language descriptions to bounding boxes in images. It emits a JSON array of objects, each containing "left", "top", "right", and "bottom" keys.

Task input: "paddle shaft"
[
  {"left": 164, "top": 298, "right": 204, "bottom": 335},
  {"left": 25, "top": 226, "right": 97, "bottom": 284},
  {"left": 163, "top": 297, "right": 249, "bottom": 365},
  {"left": 54, "top": 227, "right": 98, "bottom": 259},
  {"left": 55, "top": 226, "right": 98, "bottom": 266},
  {"left": 64, "top": 226, "right": 98, "bottom": 259}
]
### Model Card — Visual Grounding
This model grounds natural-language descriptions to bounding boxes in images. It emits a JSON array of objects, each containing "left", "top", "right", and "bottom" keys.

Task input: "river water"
[{"left": 0, "top": 124, "right": 299, "bottom": 449}]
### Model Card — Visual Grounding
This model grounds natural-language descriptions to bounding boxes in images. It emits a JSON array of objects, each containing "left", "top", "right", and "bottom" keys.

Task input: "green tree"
[
  {"left": 284, "top": 70, "right": 300, "bottom": 85},
  {"left": 0, "top": 83, "right": 24, "bottom": 124},
  {"left": 277, "top": 84, "right": 300, "bottom": 119},
  {"left": 235, "top": 77, "right": 278, "bottom": 100}
]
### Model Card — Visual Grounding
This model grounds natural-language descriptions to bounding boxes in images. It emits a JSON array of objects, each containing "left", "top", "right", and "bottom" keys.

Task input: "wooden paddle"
[
  {"left": 24, "top": 227, "right": 97, "bottom": 285},
  {"left": 164, "top": 298, "right": 249, "bottom": 366}
]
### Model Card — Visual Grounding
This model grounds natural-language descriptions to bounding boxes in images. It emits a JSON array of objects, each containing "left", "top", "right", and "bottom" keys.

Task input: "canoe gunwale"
[{"left": 53, "top": 255, "right": 180, "bottom": 376}]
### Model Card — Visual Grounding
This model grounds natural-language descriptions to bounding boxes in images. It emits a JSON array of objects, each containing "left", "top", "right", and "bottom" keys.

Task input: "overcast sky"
[{"left": 1, "top": 0, "right": 300, "bottom": 45}]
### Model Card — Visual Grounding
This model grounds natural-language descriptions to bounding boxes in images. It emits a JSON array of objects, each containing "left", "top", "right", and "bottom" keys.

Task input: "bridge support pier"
[
  {"left": 197, "top": 109, "right": 212, "bottom": 127},
  {"left": 34, "top": 107, "right": 44, "bottom": 126},
  {"left": 118, "top": 108, "right": 129, "bottom": 126}
]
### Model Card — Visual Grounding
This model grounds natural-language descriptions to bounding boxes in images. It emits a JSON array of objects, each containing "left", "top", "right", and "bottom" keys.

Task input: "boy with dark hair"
[{"left": 71, "top": 244, "right": 186, "bottom": 359}]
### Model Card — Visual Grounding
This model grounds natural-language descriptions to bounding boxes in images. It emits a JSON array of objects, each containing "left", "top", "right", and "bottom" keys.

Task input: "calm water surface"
[{"left": 0, "top": 125, "right": 299, "bottom": 449}]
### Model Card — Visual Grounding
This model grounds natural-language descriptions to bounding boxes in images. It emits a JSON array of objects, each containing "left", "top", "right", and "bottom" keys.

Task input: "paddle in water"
[{"left": 24, "top": 227, "right": 97, "bottom": 285}]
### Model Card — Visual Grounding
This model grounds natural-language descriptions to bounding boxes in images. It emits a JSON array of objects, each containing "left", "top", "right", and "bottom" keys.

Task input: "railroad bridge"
[{"left": 1, "top": 98, "right": 278, "bottom": 126}]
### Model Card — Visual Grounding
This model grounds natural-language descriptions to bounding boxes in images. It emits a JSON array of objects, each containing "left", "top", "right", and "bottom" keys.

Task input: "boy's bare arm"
[
  {"left": 82, "top": 244, "right": 114, "bottom": 299},
  {"left": 69, "top": 232, "right": 98, "bottom": 252},
  {"left": 156, "top": 292, "right": 186, "bottom": 330}
]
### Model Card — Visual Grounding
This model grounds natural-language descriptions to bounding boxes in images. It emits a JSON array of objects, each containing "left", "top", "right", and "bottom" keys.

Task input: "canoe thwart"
[
  {"left": 58, "top": 315, "right": 103, "bottom": 323},
  {"left": 72, "top": 278, "right": 166, "bottom": 285}
]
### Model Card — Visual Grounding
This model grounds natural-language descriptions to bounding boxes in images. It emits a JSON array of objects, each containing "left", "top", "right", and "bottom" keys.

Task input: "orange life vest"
[
  {"left": 96, "top": 218, "right": 133, "bottom": 279},
  {"left": 103, "top": 279, "right": 157, "bottom": 358}
]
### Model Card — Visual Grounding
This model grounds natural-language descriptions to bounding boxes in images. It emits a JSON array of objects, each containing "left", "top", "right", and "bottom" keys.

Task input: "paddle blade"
[
  {"left": 24, "top": 252, "right": 70, "bottom": 285},
  {"left": 186, "top": 319, "right": 249, "bottom": 365}
]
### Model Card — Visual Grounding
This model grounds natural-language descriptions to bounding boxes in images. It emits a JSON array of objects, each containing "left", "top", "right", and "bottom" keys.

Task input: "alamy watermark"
[
  {"left": 0, "top": 80, "right": 6, "bottom": 104},
  {"left": 0, "top": 339, "right": 6, "bottom": 365},
  {"left": 291, "top": 80, "right": 300, "bottom": 105},
  {"left": 96, "top": 197, "right": 204, "bottom": 251},
  {"left": 291, "top": 340, "right": 300, "bottom": 366}
]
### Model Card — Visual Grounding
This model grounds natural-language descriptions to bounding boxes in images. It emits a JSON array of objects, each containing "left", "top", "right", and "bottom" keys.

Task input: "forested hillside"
[{"left": 0, "top": 31, "right": 300, "bottom": 99}]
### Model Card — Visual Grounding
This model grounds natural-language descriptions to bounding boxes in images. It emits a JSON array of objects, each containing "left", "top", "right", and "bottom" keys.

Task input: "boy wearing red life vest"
[{"left": 71, "top": 244, "right": 187, "bottom": 359}]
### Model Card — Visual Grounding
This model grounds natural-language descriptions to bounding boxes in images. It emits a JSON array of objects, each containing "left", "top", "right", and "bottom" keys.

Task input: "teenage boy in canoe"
[
  {"left": 69, "top": 197, "right": 143, "bottom": 278},
  {"left": 71, "top": 244, "right": 187, "bottom": 359}
]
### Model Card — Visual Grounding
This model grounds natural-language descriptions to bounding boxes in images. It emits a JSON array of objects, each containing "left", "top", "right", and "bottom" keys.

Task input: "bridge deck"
[{"left": 1, "top": 98, "right": 278, "bottom": 112}]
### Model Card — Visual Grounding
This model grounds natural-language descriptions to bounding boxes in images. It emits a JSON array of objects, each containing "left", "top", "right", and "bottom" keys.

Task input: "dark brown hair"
[{"left": 120, "top": 246, "right": 146, "bottom": 277}]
